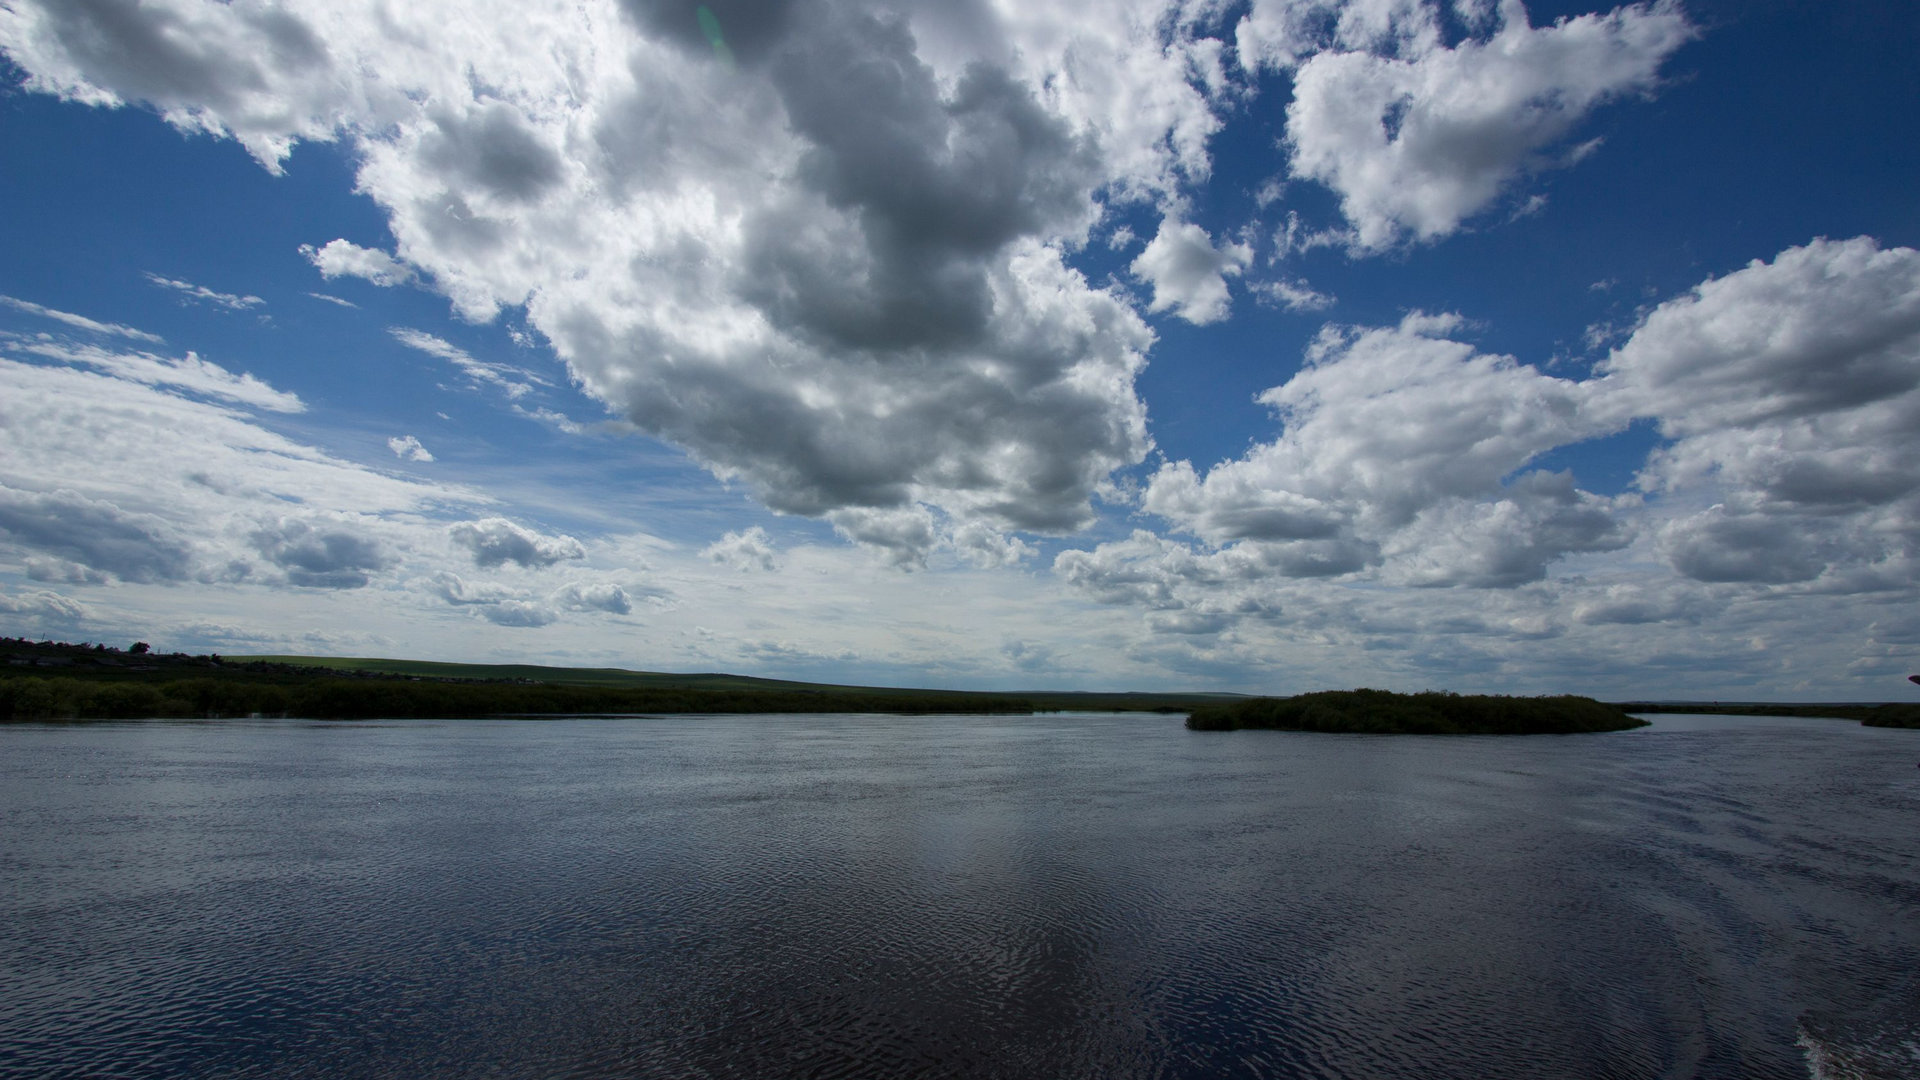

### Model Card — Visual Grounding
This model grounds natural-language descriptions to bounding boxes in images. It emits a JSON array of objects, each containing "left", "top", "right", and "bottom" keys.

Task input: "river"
[{"left": 2, "top": 712, "right": 1915, "bottom": 1078}]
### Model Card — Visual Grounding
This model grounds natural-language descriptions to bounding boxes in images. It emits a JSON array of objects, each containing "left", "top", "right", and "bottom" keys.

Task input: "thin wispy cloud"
[
  {"left": 390, "top": 327, "right": 540, "bottom": 399},
  {"left": 1, "top": 294, "right": 162, "bottom": 343},
  {"left": 8, "top": 337, "right": 304, "bottom": 413},
  {"left": 143, "top": 273, "right": 264, "bottom": 311}
]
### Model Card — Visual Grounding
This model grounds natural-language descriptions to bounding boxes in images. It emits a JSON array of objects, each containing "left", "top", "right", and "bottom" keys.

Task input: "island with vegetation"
[{"left": 1185, "top": 689, "right": 1646, "bottom": 734}]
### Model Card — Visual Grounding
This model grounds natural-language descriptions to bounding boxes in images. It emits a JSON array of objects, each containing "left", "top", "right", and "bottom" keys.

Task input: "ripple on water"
[{"left": 1, "top": 714, "right": 1916, "bottom": 1079}]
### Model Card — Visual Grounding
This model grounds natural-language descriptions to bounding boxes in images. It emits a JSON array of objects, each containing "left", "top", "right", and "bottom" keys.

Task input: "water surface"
[{"left": 3, "top": 712, "right": 1916, "bottom": 1078}]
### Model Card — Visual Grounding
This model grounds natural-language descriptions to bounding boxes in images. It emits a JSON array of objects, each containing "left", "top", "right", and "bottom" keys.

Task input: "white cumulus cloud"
[
  {"left": 301, "top": 239, "right": 416, "bottom": 287},
  {"left": 1130, "top": 219, "right": 1254, "bottom": 325},
  {"left": 0, "top": 0, "right": 1169, "bottom": 565},
  {"left": 1055, "top": 235, "right": 1920, "bottom": 669},
  {"left": 1141, "top": 311, "right": 1621, "bottom": 583},
  {"left": 448, "top": 517, "right": 585, "bottom": 569},
  {"left": 0, "top": 0, "right": 1726, "bottom": 590},
  {"left": 1598, "top": 236, "right": 1920, "bottom": 587},
  {"left": 703, "top": 526, "right": 779, "bottom": 573},
  {"left": 387, "top": 435, "right": 434, "bottom": 462},
  {"left": 0, "top": 588, "right": 90, "bottom": 623},
  {"left": 551, "top": 580, "right": 632, "bottom": 615},
  {"left": 1260, "top": 0, "right": 1693, "bottom": 250}
]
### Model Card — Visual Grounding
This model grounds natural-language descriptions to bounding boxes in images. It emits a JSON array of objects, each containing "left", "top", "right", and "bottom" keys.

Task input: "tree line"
[
  {"left": 1185, "top": 689, "right": 1645, "bottom": 734},
  {"left": 0, "top": 675, "right": 1044, "bottom": 721}
]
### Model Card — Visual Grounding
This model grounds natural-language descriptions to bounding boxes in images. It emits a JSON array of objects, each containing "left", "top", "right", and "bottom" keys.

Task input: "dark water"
[{"left": 2, "top": 713, "right": 1916, "bottom": 1079}]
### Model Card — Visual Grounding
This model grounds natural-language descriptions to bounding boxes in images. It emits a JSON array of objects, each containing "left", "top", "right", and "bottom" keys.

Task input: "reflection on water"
[{"left": 1, "top": 713, "right": 1915, "bottom": 1079}]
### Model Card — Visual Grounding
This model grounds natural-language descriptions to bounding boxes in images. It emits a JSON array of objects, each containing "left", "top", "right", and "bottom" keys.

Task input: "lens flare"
[{"left": 696, "top": 6, "right": 735, "bottom": 68}]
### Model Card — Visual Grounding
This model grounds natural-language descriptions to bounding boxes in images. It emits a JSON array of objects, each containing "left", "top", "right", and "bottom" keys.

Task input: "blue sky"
[{"left": 2, "top": 0, "right": 1916, "bottom": 699}]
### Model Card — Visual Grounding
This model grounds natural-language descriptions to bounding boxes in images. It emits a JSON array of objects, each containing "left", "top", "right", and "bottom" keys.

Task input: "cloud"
[
  {"left": 0, "top": 588, "right": 89, "bottom": 623},
  {"left": 429, "top": 570, "right": 520, "bottom": 606},
  {"left": 1597, "top": 237, "right": 1920, "bottom": 586},
  {"left": 1251, "top": 277, "right": 1335, "bottom": 313},
  {"left": 448, "top": 517, "right": 585, "bottom": 569},
  {"left": 481, "top": 600, "right": 559, "bottom": 627},
  {"left": 1130, "top": 219, "right": 1254, "bottom": 325},
  {"left": 1260, "top": 0, "right": 1694, "bottom": 250},
  {"left": 1141, "top": 312, "right": 1620, "bottom": 581},
  {"left": 1655, "top": 506, "right": 1831, "bottom": 586},
  {"left": 2, "top": 0, "right": 1161, "bottom": 554},
  {"left": 387, "top": 435, "right": 434, "bottom": 462},
  {"left": 0, "top": 0, "right": 349, "bottom": 169},
  {"left": 417, "top": 100, "right": 564, "bottom": 205},
  {"left": 551, "top": 580, "right": 632, "bottom": 615},
  {"left": 251, "top": 517, "right": 390, "bottom": 588},
  {"left": 7, "top": 337, "right": 304, "bottom": 412},
  {"left": 1383, "top": 471, "right": 1631, "bottom": 588},
  {"left": 951, "top": 520, "right": 1036, "bottom": 569},
  {"left": 301, "top": 240, "right": 416, "bottom": 287},
  {"left": 462, "top": 575, "right": 631, "bottom": 621},
  {"left": 143, "top": 272, "right": 264, "bottom": 311},
  {"left": 306, "top": 291, "right": 358, "bottom": 308},
  {"left": 1597, "top": 237, "right": 1920, "bottom": 438},
  {"left": 1272, "top": 209, "right": 1351, "bottom": 258},
  {"left": 1054, "top": 236, "right": 1920, "bottom": 669},
  {"left": 25, "top": 557, "right": 112, "bottom": 585},
  {"left": 1000, "top": 638, "right": 1055, "bottom": 672},
  {"left": 1053, "top": 529, "right": 1197, "bottom": 609},
  {"left": 827, "top": 505, "right": 939, "bottom": 568},
  {"left": 0, "top": 294, "right": 163, "bottom": 342},
  {"left": 0, "top": 485, "right": 195, "bottom": 583},
  {"left": 0, "top": 353, "right": 486, "bottom": 602},
  {"left": 1569, "top": 583, "right": 1710, "bottom": 626},
  {"left": 703, "top": 525, "right": 779, "bottom": 572},
  {"left": 390, "top": 328, "right": 536, "bottom": 399},
  {"left": 0, "top": 360, "right": 468, "bottom": 521},
  {"left": 512, "top": 405, "right": 592, "bottom": 435},
  {"left": 988, "top": 0, "right": 1230, "bottom": 204},
  {"left": 428, "top": 571, "right": 562, "bottom": 626},
  {"left": 9, "top": 0, "right": 1826, "bottom": 646}
]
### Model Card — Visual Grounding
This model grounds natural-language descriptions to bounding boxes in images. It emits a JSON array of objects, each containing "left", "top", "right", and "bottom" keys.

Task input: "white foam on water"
[{"left": 1799, "top": 1012, "right": 1920, "bottom": 1080}]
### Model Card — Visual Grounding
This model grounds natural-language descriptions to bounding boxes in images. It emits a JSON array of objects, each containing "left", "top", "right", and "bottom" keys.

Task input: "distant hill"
[
  {"left": 227, "top": 655, "right": 872, "bottom": 692},
  {"left": 224, "top": 654, "right": 1243, "bottom": 710}
]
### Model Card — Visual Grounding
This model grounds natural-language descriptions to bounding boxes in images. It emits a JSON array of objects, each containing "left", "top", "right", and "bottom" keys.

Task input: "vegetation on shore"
[
  {"left": 1613, "top": 700, "right": 1920, "bottom": 729},
  {"left": 0, "top": 638, "right": 1224, "bottom": 720},
  {"left": 5, "top": 637, "right": 1913, "bottom": 728},
  {"left": 1185, "top": 689, "right": 1645, "bottom": 734}
]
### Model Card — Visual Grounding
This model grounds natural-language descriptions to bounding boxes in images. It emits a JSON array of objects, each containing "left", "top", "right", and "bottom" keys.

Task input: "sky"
[{"left": 1, "top": 0, "right": 1917, "bottom": 699}]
